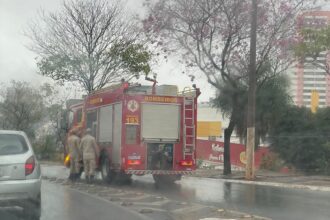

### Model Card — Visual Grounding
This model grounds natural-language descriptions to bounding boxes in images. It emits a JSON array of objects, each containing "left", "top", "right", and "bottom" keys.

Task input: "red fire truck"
[{"left": 63, "top": 79, "right": 200, "bottom": 184}]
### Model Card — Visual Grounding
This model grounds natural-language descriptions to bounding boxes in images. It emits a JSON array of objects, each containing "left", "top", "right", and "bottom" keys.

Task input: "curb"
[{"left": 220, "top": 178, "right": 330, "bottom": 192}]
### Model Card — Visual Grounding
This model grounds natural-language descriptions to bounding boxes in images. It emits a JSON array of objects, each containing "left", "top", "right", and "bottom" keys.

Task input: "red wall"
[{"left": 196, "top": 139, "right": 270, "bottom": 168}]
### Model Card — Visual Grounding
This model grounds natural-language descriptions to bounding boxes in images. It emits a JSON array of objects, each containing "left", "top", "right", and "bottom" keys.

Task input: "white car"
[{"left": 0, "top": 130, "right": 41, "bottom": 220}]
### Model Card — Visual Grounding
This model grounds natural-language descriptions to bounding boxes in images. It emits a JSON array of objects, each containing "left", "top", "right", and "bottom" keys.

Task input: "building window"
[
  {"left": 303, "top": 78, "right": 326, "bottom": 82},
  {"left": 303, "top": 89, "right": 325, "bottom": 94},
  {"left": 86, "top": 111, "right": 98, "bottom": 137},
  {"left": 303, "top": 95, "right": 325, "bottom": 99},
  {"left": 68, "top": 111, "right": 74, "bottom": 128},
  {"left": 303, "top": 72, "right": 326, "bottom": 76},
  {"left": 126, "top": 125, "right": 138, "bottom": 145},
  {"left": 303, "top": 84, "right": 326, "bottom": 87},
  {"left": 76, "top": 108, "right": 83, "bottom": 123},
  {"left": 304, "top": 101, "right": 326, "bottom": 106}
]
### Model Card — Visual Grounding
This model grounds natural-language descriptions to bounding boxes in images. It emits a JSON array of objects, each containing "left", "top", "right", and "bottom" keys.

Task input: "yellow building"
[
  {"left": 197, "top": 102, "right": 227, "bottom": 141},
  {"left": 197, "top": 121, "right": 222, "bottom": 137}
]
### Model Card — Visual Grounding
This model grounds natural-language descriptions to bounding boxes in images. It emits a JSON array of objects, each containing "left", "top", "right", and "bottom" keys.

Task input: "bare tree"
[
  {"left": 0, "top": 81, "right": 45, "bottom": 138},
  {"left": 27, "top": 0, "right": 151, "bottom": 93},
  {"left": 144, "top": 0, "right": 308, "bottom": 175}
]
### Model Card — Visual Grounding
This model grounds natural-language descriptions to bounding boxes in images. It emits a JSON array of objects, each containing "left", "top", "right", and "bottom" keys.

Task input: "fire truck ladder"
[{"left": 183, "top": 97, "right": 196, "bottom": 160}]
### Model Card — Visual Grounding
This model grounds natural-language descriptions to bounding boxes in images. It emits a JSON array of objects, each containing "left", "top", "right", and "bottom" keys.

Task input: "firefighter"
[
  {"left": 150, "top": 145, "right": 162, "bottom": 170},
  {"left": 161, "top": 144, "right": 173, "bottom": 170},
  {"left": 67, "top": 128, "right": 81, "bottom": 181},
  {"left": 80, "top": 128, "right": 99, "bottom": 183}
]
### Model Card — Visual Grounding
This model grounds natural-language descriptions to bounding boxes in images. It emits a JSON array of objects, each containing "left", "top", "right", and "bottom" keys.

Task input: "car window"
[{"left": 0, "top": 134, "right": 28, "bottom": 155}]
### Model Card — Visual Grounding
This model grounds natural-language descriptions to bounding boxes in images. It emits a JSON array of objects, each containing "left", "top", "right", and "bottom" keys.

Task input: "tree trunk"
[
  {"left": 223, "top": 129, "right": 232, "bottom": 175},
  {"left": 246, "top": 0, "right": 258, "bottom": 180},
  {"left": 223, "top": 119, "right": 236, "bottom": 175}
]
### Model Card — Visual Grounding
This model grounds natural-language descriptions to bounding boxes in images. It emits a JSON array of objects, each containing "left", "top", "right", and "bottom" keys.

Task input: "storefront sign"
[{"left": 196, "top": 140, "right": 270, "bottom": 169}]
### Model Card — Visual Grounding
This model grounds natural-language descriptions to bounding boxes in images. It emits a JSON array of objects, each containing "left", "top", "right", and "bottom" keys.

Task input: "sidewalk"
[
  {"left": 192, "top": 169, "right": 330, "bottom": 191},
  {"left": 40, "top": 160, "right": 330, "bottom": 191}
]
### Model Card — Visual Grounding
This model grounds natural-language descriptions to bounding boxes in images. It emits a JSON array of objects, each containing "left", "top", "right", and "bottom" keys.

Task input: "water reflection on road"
[
  {"left": 41, "top": 165, "right": 330, "bottom": 220},
  {"left": 132, "top": 175, "right": 330, "bottom": 220}
]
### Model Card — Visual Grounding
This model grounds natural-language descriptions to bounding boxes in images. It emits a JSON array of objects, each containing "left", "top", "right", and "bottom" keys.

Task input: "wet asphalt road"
[
  {"left": 9, "top": 165, "right": 328, "bottom": 220},
  {"left": 131, "top": 176, "right": 330, "bottom": 220},
  {"left": 132, "top": 175, "right": 330, "bottom": 220},
  {"left": 44, "top": 165, "right": 330, "bottom": 219},
  {"left": 0, "top": 181, "right": 149, "bottom": 220}
]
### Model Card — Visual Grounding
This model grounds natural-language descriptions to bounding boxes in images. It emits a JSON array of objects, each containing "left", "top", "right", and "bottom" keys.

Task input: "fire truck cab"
[{"left": 64, "top": 81, "right": 200, "bottom": 184}]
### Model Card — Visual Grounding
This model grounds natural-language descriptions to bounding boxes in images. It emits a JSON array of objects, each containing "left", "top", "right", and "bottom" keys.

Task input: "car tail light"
[
  {"left": 127, "top": 159, "right": 141, "bottom": 165},
  {"left": 179, "top": 160, "right": 193, "bottom": 166},
  {"left": 25, "top": 156, "right": 35, "bottom": 176}
]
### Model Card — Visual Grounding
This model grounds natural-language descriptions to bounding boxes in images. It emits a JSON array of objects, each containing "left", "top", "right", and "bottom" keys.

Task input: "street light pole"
[{"left": 245, "top": 0, "right": 258, "bottom": 180}]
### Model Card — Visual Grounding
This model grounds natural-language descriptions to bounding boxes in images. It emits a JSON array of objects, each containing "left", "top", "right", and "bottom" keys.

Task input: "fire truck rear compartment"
[{"left": 147, "top": 143, "right": 174, "bottom": 170}]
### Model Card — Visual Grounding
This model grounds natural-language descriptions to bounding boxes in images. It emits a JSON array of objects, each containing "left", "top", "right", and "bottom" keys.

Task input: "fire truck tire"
[
  {"left": 152, "top": 174, "right": 181, "bottom": 185},
  {"left": 101, "top": 157, "right": 115, "bottom": 183}
]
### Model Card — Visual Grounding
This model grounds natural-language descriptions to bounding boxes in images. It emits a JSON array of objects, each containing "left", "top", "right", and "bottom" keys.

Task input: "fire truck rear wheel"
[{"left": 101, "top": 157, "right": 115, "bottom": 183}]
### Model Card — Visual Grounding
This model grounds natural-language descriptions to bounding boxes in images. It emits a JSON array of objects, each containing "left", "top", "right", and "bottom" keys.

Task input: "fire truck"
[{"left": 63, "top": 79, "right": 200, "bottom": 184}]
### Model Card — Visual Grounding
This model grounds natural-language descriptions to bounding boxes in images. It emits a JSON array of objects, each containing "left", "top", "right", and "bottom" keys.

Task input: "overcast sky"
[{"left": 0, "top": 0, "right": 213, "bottom": 101}]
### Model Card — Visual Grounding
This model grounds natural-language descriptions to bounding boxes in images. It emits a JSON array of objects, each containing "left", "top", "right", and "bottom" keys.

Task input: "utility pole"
[{"left": 246, "top": 0, "right": 257, "bottom": 180}]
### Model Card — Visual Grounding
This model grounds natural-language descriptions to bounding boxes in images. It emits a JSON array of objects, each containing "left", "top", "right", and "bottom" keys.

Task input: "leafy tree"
[
  {"left": 213, "top": 71, "right": 291, "bottom": 147},
  {"left": 34, "top": 134, "right": 57, "bottom": 160},
  {"left": 27, "top": 0, "right": 151, "bottom": 93},
  {"left": 315, "top": 107, "right": 330, "bottom": 132},
  {"left": 120, "top": 44, "right": 151, "bottom": 79},
  {"left": 270, "top": 106, "right": 330, "bottom": 174},
  {"left": 295, "top": 26, "right": 330, "bottom": 74},
  {"left": 144, "top": 0, "right": 307, "bottom": 175},
  {"left": 0, "top": 81, "right": 45, "bottom": 138}
]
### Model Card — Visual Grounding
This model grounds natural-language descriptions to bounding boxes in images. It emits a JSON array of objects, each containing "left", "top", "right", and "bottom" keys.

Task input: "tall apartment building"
[{"left": 294, "top": 11, "right": 330, "bottom": 108}]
